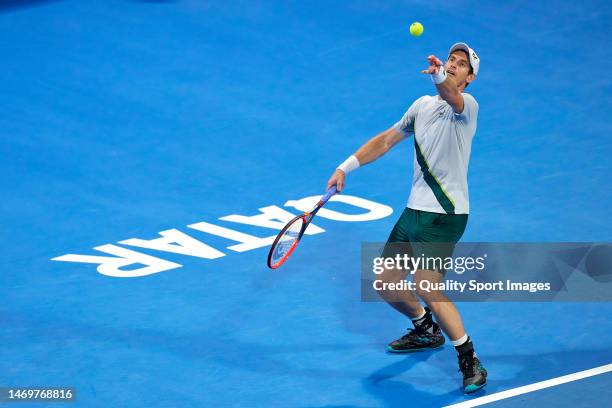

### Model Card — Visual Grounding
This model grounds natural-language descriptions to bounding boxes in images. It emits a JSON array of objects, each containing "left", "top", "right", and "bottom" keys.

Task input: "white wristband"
[
  {"left": 431, "top": 66, "right": 447, "bottom": 85},
  {"left": 337, "top": 155, "right": 360, "bottom": 174}
]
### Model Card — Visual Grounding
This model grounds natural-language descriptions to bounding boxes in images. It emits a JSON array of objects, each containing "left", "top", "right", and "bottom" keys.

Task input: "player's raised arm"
[
  {"left": 422, "top": 52, "right": 475, "bottom": 114},
  {"left": 326, "top": 126, "right": 406, "bottom": 192},
  {"left": 421, "top": 55, "right": 463, "bottom": 113}
]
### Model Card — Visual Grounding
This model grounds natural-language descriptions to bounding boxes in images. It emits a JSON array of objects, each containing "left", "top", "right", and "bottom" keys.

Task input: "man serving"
[{"left": 326, "top": 43, "right": 487, "bottom": 393}]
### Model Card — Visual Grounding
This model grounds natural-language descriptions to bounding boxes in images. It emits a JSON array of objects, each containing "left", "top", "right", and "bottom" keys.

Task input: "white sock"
[
  {"left": 451, "top": 333, "right": 469, "bottom": 347},
  {"left": 411, "top": 309, "right": 427, "bottom": 322}
]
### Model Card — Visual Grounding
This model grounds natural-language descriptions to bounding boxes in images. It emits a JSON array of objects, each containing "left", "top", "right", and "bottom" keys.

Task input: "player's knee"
[
  {"left": 374, "top": 268, "right": 403, "bottom": 300},
  {"left": 377, "top": 268, "right": 406, "bottom": 287}
]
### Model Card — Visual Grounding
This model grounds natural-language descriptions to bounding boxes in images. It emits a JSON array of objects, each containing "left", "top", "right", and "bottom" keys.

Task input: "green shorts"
[{"left": 382, "top": 207, "right": 468, "bottom": 273}]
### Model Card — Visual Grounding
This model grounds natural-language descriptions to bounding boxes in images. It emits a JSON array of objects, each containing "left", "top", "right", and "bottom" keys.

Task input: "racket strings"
[{"left": 271, "top": 218, "right": 304, "bottom": 265}]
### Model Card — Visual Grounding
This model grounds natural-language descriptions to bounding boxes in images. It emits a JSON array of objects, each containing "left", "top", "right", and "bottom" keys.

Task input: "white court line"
[{"left": 444, "top": 363, "right": 612, "bottom": 408}]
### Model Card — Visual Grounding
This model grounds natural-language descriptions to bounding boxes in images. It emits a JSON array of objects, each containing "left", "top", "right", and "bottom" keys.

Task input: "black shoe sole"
[{"left": 386, "top": 343, "right": 445, "bottom": 353}]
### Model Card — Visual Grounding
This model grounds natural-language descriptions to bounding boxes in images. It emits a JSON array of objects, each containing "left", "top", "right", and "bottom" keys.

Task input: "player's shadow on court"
[
  {"left": 362, "top": 349, "right": 463, "bottom": 408},
  {"left": 361, "top": 346, "right": 612, "bottom": 407}
]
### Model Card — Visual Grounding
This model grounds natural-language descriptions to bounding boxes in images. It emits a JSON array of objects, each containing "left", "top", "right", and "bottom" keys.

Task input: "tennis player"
[{"left": 326, "top": 43, "right": 487, "bottom": 393}]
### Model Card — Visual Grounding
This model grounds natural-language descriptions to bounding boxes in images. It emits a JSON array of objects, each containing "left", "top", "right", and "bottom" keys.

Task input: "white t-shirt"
[{"left": 393, "top": 93, "right": 478, "bottom": 214}]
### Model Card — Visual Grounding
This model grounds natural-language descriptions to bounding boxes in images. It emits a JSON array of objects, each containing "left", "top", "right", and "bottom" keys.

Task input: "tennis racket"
[{"left": 267, "top": 186, "right": 338, "bottom": 269}]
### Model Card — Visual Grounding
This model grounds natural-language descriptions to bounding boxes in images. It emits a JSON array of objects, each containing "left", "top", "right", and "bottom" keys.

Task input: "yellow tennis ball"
[{"left": 410, "top": 22, "right": 424, "bottom": 37}]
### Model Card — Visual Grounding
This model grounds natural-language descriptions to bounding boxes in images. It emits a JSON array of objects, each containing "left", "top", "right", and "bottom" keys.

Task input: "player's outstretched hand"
[
  {"left": 421, "top": 55, "right": 443, "bottom": 74},
  {"left": 326, "top": 169, "right": 346, "bottom": 193}
]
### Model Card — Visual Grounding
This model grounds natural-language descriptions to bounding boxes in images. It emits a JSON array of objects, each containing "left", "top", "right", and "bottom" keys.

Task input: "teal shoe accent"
[{"left": 464, "top": 382, "right": 485, "bottom": 394}]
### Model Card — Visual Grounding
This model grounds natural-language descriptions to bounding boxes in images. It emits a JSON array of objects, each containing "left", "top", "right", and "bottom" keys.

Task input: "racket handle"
[{"left": 320, "top": 185, "right": 337, "bottom": 204}]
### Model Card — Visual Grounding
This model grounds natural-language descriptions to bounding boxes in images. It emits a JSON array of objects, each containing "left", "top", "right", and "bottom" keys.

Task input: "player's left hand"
[{"left": 421, "top": 55, "right": 444, "bottom": 74}]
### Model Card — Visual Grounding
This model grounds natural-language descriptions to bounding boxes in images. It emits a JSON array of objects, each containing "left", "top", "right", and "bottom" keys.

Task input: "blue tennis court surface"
[{"left": 1, "top": 1, "right": 611, "bottom": 406}]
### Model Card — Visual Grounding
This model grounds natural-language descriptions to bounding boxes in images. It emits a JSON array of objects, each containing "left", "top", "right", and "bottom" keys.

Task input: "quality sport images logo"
[{"left": 52, "top": 194, "right": 393, "bottom": 278}]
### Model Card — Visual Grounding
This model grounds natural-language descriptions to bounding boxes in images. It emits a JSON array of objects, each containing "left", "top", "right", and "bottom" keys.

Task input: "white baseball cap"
[{"left": 449, "top": 42, "right": 480, "bottom": 76}]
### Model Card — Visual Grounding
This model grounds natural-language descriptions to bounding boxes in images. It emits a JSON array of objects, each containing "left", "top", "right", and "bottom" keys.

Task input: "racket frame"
[
  {"left": 266, "top": 186, "right": 337, "bottom": 269},
  {"left": 267, "top": 214, "right": 307, "bottom": 269}
]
